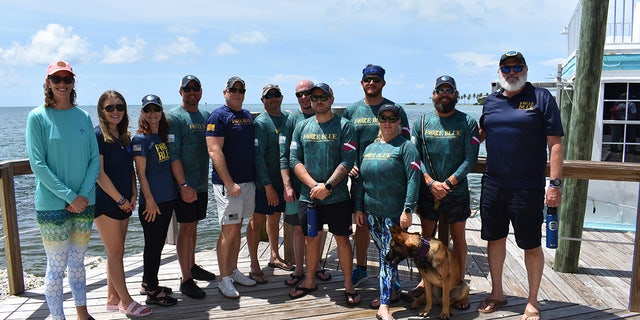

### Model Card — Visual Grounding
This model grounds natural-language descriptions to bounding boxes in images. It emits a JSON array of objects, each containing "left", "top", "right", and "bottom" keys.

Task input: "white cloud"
[
  {"left": 229, "top": 31, "right": 268, "bottom": 45},
  {"left": 0, "top": 24, "right": 90, "bottom": 66},
  {"left": 215, "top": 42, "right": 238, "bottom": 56},
  {"left": 154, "top": 36, "right": 201, "bottom": 61},
  {"left": 102, "top": 37, "right": 147, "bottom": 64},
  {"left": 448, "top": 51, "right": 497, "bottom": 70}
]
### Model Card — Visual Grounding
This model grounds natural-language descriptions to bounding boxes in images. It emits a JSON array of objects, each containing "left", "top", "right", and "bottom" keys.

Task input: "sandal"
[
  {"left": 120, "top": 301, "right": 153, "bottom": 317},
  {"left": 284, "top": 273, "right": 304, "bottom": 286},
  {"left": 106, "top": 303, "right": 120, "bottom": 311},
  {"left": 344, "top": 290, "right": 362, "bottom": 307},
  {"left": 146, "top": 289, "right": 178, "bottom": 307},
  {"left": 478, "top": 298, "right": 508, "bottom": 314},
  {"left": 289, "top": 285, "right": 317, "bottom": 299},
  {"left": 315, "top": 269, "right": 332, "bottom": 281},
  {"left": 249, "top": 271, "right": 268, "bottom": 284},
  {"left": 268, "top": 258, "right": 294, "bottom": 271},
  {"left": 400, "top": 286, "right": 424, "bottom": 302},
  {"left": 370, "top": 295, "right": 399, "bottom": 309},
  {"left": 140, "top": 283, "right": 172, "bottom": 296}
]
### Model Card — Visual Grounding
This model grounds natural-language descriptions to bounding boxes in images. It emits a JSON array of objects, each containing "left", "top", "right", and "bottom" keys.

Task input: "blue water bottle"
[
  {"left": 546, "top": 207, "right": 559, "bottom": 248},
  {"left": 307, "top": 202, "right": 318, "bottom": 237}
]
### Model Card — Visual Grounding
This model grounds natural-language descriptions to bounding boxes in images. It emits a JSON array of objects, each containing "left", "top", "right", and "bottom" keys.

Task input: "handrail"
[{"left": 1, "top": 157, "right": 639, "bottom": 311}]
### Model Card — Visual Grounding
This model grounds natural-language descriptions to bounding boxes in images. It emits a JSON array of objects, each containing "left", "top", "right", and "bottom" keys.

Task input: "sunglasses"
[
  {"left": 295, "top": 90, "right": 310, "bottom": 98},
  {"left": 263, "top": 92, "right": 282, "bottom": 99},
  {"left": 378, "top": 116, "right": 399, "bottom": 123},
  {"left": 435, "top": 87, "right": 455, "bottom": 95},
  {"left": 48, "top": 75, "right": 74, "bottom": 84},
  {"left": 183, "top": 86, "right": 201, "bottom": 93},
  {"left": 103, "top": 104, "right": 126, "bottom": 112},
  {"left": 310, "top": 94, "right": 330, "bottom": 102},
  {"left": 362, "top": 77, "right": 383, "bottom": 83},
  {"left": 500, "top": 65, "right": 525, "bottom": 74},
  {"left": 227, "top": 87, "right": 246, "bottom": 94},
  {"left": 142, "top": 105, "right": 162, "bottom": 113}
]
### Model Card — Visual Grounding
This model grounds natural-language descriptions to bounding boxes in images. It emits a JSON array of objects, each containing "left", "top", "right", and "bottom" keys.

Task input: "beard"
[
  {"left": 432, "top": 96, "right": 458, "bottom": 113},
  {"left": 499, "top": 72, "right": 527, "bottom": 92}
]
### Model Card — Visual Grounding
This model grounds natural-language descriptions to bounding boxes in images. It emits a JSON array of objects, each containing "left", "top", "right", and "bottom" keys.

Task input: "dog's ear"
[{"left": 389, "top": 224, "right": 403, "bottom": 235}]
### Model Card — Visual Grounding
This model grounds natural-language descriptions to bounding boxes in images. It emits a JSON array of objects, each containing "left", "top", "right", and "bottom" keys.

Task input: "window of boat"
[{"left": 602, "top": 82, "right": 640, "bottom": 162}]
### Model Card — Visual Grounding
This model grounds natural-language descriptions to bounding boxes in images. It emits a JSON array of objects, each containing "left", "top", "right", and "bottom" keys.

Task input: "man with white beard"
[{"left": 477, "top": 51, "right": 564, "bottom": 320}]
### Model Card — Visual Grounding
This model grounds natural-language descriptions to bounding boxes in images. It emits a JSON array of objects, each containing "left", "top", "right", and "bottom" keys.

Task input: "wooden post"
[
  {"left": 555, "top": 0, "right": 609, "bottom": 273},
  {"left": 0, "top": 164, "right": 24, "bottom": 295},
  {"left": 283, "top": 222, "right": 295, "bottom": 264},
  {"left": 630, "top": 184, "right": 640, "bottom": 312}
]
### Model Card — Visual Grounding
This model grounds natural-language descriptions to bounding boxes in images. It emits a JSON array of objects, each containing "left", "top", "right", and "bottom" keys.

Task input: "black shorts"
[
  {"left": 254, "top": 189, "right": 286, "bottom": 215},
  {"left": 284, "top": 209, "right": 301, "bottom": 226},
  {"left": 298, "top": 200, "right": 353, "bottom": 237},
  {"left": 94, "top": 207, "right": 132, "bottom": 220},
  {"left": 479, "top": 177, "right": 544, "bottom": 250},
  {"left": 174, "top": 192, "right": 208, "bottom": 223},
  {"left": 417, "top": 183, "right": 471, "bottom": 224}
]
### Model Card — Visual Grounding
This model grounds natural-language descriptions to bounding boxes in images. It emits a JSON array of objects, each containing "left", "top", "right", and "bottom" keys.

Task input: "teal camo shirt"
[
  {"left": 290, "top": 114, "right": 356, "bottom": 205},
  {"left": 167, "top": 106, "right": 210, "bottom": 193},
  {"left": 342, "top": 98, "right": 410, "bottom": 166},
  {"left": 254, "top": 111, "right": 288, "bottom": 191},
  {"left": 354, "top": 135, "right": 421, "bottom": 218},
  {"left": 410, "top": 110, "right": 480, "bottom": 195},
  {"left": 279, "top": 109, "right": 314, "bottom": 193}
]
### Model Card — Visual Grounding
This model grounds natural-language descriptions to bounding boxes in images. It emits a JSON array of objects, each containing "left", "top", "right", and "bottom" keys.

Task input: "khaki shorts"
[{"left": 213, "top": 182, "right": 255, "bottom": 225}]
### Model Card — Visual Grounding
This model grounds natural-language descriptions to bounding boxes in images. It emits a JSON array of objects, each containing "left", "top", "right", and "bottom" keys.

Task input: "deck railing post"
[
  {"left": 630, "top": 183, "right": 640, "bottom": 312},
  {"left": 0, "top": 163, "right": 24, "bottom": 294}
]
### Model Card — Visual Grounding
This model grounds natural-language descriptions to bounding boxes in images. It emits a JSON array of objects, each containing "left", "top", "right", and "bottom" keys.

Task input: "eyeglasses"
[
  {"left": 310, "top": 94, "right": 330, "bottom": 102},
  {"left": 103, "top": 104, "right": 126, "bottom": 112},
  {"left": 295, "top": 90, "right": 310, "bottom": 98},
  {"left": 183, "top": 86, "right": 201, "bottom": 93},
  {"left": 48, "top": 75, "right": 74, "bottom": 84},
  {"left": 362, "top": 77, "right": 382, "bottom": 83},
  {"left": 500, "top": 65, "right": 525, "bottom": 74},
  {"left": 142, "top": 105, "right": 162, "bottom": 113},
  {"left": 378, "top": 116, "right": 399, "bottom": 123},
  {"left": 263, "top": 92, "right": 282, "bottom": 99},
  {"left": 227, "top": 88, "right": 246, "bottom": 94},
  {"left": 435, "top": 87, "right": 455, "bottom": 95}
]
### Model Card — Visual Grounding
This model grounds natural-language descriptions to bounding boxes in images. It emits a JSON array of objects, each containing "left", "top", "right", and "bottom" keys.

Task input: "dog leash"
[{"left": 420, "top": 114, "right": 440, "bottom": 210}]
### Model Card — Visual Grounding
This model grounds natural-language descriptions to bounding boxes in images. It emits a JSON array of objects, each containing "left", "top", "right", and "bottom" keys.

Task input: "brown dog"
[{"left": 386, "top": 225, "right": 469, "bottom": 319}]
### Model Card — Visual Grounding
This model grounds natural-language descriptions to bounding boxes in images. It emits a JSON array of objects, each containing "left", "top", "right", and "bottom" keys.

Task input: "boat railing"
[{"left": 1, "top": 158, "right": 639, "bottom": 311}]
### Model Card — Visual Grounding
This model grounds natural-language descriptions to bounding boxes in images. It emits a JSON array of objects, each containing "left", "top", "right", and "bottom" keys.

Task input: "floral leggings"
[
  {"left": 367, "top": 214, "right": 401, "bottom": 305},
  {"left": 37, "top": 206, "right": 94, "bottom": 320}
]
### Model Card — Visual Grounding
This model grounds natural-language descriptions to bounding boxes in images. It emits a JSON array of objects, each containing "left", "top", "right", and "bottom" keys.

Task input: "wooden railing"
[{"left": 1, "top": 158, "right": 639, "bottom": 311}]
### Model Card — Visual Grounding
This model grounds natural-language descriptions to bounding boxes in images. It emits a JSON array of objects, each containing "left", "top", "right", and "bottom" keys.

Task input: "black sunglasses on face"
[
  {"left": 435, "top": 88, "right": 455, "bottom": 95},
  {"left": 183, "top": 86, "right": 201, "bottom": 93},
  {"left": 362, "top": 77, "right": 382, "bottom": 83},
  {"left": 378, "top": 116, "right": 399, "bottom": 123},
  {"left": 48, "top": 75, "right": 74, "bottom": 84},
  {"left": 103, "top": 104, "right": 126, "bottom": 112},
  {"left": 142, "top": 106, "right": 162, "bottom": 113},
  {"left": 295, "top": 90, "right": 310, "bottom": 98},
  {"left": 310, "top": 94, "right": 330, "bottom": 102},
  {"left": 227, "top": 88, "right": 246, "bottom": 94},
  {"left": 500, "top": 65, "right": 525, "bottom": 74},
  {"left": 263, "top": 92, "right": 282, "bottom": 99}
]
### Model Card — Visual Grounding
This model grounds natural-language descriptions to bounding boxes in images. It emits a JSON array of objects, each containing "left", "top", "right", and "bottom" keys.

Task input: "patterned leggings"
[
  {"left": 367, "top": 214, "right": 401, "bottom": 305},
  {"left": 37, "top": 206, "right": 94, "bottom": 320}
]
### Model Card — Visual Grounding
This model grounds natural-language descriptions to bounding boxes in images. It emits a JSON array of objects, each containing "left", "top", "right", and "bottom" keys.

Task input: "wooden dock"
[{"left": 0, "top": 216, "right": 638, "bottom": 320}]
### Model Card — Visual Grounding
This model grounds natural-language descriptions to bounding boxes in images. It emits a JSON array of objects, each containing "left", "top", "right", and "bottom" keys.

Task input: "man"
[
  {"left": 342, "top": 64, "right": 410, "bottom": 288},
  {"left": 206, "top": 76, "right": 257, "bottom": 299},
  {"left": 280, "top": 80, "right": 332, "bottom": 287},
  {"left": 246, "top": 84, "right": 293, "bottom": 285},
  {"left": 478, "top": 51, "right": 563, "bottom": 320},
  {"left": 168, "top": 75, "right": 216, "bottom": 300},
  {"left": 407, "top": 75, "right": 480, "bottom": 310},
  {"left": 288, "top": 83, "right": 361, "bottom": 306}
]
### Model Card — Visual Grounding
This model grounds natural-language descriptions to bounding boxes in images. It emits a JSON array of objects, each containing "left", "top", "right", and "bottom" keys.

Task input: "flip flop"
[
  {"left": 522, "top": 309, "right": 540, "bottom": 320},
  {"left": 315, "top": 269, "right": 332, "bottom": 281},
  {"left": 249, "top": 271, "right": 268, "bottom": 284},
  {"left": 400, "top": 286, "right": 424, "bottom": 302},
  {"left": 370, "top": 296, "right": 399, "bottom": 309},
  {"left": 478, "top": 298, "right": 508, "bottom": 314},
  {"left": 284, "top": 273, "right": 304, "bottom": 286},
  {"left": 289, "top": 286, "right": 317, "bottom": 299},
  {"left": 454, "top": 301, "right": 471, "bottom": 310},
  {"left": 268, "top": 259, "right": 294, "bottom": 271},
  {"left": 344, "top": 290, "right": 362, "bottom": 307}
]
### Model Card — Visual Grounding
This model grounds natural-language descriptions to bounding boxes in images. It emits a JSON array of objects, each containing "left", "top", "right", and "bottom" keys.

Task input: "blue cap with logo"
[
  {"left": 142, "top": 94, "right": 162, "bottom": 109},
  {"left": 309, "top": 82, "right": 333, "bottom": 96},
  {"left": 500, "top": 50, "right": 526, "bottom": 66},
  {"left": 435, "top": 75, "right": 457, "bottom": 90},
  {"left": 181, "top": 75, "right": 201, "bottom": 88}
]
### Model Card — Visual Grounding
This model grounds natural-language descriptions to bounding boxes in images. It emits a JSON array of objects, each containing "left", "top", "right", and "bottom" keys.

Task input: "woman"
[
  {"left": 25, "top": 60, "right": 99, "bottom": 320},
  {"left": 94, "top": 90, "right": 152, "bottom": 316},
  {"left": 354, "top": 104, "right": 421, "bottom": 320},
  {"left": 132, "top": 94, "right": 178, "bottom": 307}
]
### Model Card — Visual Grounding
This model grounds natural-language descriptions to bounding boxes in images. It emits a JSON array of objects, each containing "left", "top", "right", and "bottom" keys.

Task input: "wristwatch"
[
  {"left": 324, "top": 182, "right": 333, "bottom": 191},
  {"left": 550, "top": 178, "right": 562, "bottom": 187},
  {"left": 404, "top": 207, "right": 412, "bottom": 214},
  {"left": 178, "top": 182, "right": 189, "bottom": 189}
]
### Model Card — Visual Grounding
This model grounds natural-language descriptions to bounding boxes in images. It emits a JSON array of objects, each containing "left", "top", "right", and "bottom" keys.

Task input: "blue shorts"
[
  {"left": 417, "top": 184, "right": 471, "bottom": 223},
  {"left": 174, "top": 192, "right": 208, "bottom": 223},
  {"left": 479, "top": 177, "right": 544, "bottom": 250},
  {"left": 254, "top": 189, "right": 286, "bottom": 215},
  {"left": 298, "top": 200, "right": 353, "bottom": 237}
]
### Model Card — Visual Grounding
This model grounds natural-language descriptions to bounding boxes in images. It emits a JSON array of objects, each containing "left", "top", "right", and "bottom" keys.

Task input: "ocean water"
[{"left": 0, "top": 102, "right": 484, "bottom": 276}]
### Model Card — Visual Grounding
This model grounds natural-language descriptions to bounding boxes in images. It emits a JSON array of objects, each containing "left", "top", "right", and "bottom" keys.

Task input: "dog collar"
[{"left": 416, "top": 237, "right": 430, "bottom": 260}]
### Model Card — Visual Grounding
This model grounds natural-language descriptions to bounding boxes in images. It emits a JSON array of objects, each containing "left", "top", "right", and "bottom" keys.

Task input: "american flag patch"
[
  {"left": 343, "top": 141, "right": 356, "bottom": 151},
  {"left": 411, "top": 161, "right": 421, "bottom": 170},
  {"left": 254, "top": 138, "right": 259, "bottom": 146},
  {"left": 133, "top": 144, "right": 142, "bottom": 152},
  {"left": 168, "top": 134, "right": 174, "bottom": 143},
  {"left": 472, "top": 136, "right": 481, "bottom": 145}
]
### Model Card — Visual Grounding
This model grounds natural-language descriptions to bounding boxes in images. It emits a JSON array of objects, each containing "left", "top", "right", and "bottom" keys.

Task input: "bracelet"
[
  {"left": 117, "top": 196, "right": 126, "bottom": 206},
  {"left": 445, "top": 179, "right": 454, "bottom": 189},
  {"left": 427, "top": 180, "right": 435, "bottom": 189},
  {"left": 178, "top": 182, "right": 189, "bottom": 189},
  {"left": 549, "top": 185, "right": 562, "bottom": 189}
]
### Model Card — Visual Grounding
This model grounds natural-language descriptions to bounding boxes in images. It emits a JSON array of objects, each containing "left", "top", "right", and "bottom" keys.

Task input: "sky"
[{"left": 0, "top": 0, "right": 580, "bottom": 108}]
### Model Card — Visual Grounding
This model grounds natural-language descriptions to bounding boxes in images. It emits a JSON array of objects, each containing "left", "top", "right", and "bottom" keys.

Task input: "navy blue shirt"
[
  {"left": 95, "top": 126, "right": 134, "bottom": 213},
  {"left": 481, "top": 82, "right": 564, "bottom": 188},
  {"left": 132, "top": 133, "right": 178, "bottom": 205}
]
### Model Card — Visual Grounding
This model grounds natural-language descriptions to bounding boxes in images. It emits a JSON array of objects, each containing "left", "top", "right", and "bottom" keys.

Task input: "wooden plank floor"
[{"left": 0, "top": 216, "right": 638, "bottom": 319}]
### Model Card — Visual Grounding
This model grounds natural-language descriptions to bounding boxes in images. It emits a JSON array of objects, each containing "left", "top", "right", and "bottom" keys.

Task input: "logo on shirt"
[
  {"left": 411, "top": 161, "right": 421, "bottom": 171},
  {"left": 207, "top": 124, "right": 216, "bottom": 131},
  {"left": 155, "top": 142, "right": 170, "bottom": 162},
  {"left": 343, "top": 141, "right": 356, "bottom": 151},
  {"left": 133, "top": 144, "right": 142, "bottom": 152},
  {"left": 518, "top": 101, "right": 534, "bottom": 110},
  {"left": 168, "top": 134, "right": 175, "bottom": 143}
]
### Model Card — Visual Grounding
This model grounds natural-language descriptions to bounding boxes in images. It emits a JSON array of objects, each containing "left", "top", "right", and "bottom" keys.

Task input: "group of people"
[{"left": 25, "top": 49, "right": 563, "bottom": 320}]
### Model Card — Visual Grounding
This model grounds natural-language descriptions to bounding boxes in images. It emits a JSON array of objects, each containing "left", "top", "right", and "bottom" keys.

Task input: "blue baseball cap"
[
  {"left": 309, "top": 82, "right": 333, "bottom": 96},
  {"left": 435, "top": 75, "right": 457, "bottom": 90},
  {"left": 500, "top": 50, "right": 526, "bottom": 66},
  {"left": 181, "top": 75, "right": 201, "bottom": 88},
  {"left": 142, "top": 94, "right": 162, "bottom": 109},
  {"left": 378, "top": 104, "right": 400, "bottom": 117},
  {"left": 362, "top": 64, "right": 385, "bottom": 80}
]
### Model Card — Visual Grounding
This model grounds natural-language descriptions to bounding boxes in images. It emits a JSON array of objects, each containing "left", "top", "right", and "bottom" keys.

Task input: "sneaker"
[
  {"left": 231, "top": 269, "right": 257, "bottom": 287},
  {"left": 191, "top": 264, "right": 216, "bottom": 281},
  {"left": 180, "top": 278, "right": 206, "bottom": 299},
  {"left": 352, "top": 267, "right": 368, "bottom": 287},
  {"left": 218, "top": 276, "right": 240, "bottom": 299}
]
